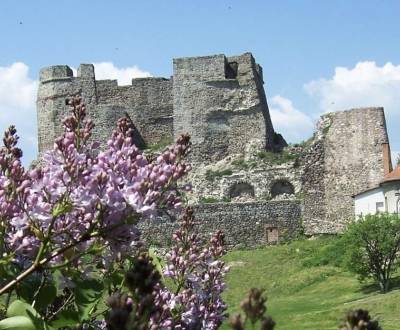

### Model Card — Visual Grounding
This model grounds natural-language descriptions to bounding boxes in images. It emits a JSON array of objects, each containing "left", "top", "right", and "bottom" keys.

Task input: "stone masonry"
[{"left": 36, "top": 52, "right": 392, "bottom": 245}]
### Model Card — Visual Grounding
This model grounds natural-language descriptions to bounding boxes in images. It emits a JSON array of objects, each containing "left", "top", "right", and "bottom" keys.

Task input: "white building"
[{"left": 354, "top": 165, "right": 400, "bottom": 217}]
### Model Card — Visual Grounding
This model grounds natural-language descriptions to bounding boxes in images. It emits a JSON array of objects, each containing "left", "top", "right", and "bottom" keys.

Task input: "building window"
[{"left": 376, "top": 202, "right": 384, "bottom": 213}]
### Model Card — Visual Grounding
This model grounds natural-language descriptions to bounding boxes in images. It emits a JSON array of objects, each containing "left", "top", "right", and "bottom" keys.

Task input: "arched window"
[
  {"left": 270, "top": 180, "right": 294, "bottom": 198},
  {"left": 229, "top": 182, "right": 255, "bottom": 199}
]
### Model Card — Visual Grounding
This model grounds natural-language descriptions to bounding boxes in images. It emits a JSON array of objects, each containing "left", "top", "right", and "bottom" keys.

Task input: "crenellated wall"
[
  {"left": 37, "top": 64, "right": 173, "bottom": 155},
  {"left": 35, "top": 53, "right": 393, "bottom": 244}
]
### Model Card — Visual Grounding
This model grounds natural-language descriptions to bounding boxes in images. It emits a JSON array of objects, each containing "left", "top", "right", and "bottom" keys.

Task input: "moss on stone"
[{"left": 205, "top": 169, "right": 233, "bottom": 181}]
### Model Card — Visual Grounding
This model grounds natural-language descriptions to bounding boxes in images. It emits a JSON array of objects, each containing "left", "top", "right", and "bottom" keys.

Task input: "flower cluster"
[
  {"left": 156, "top": 207, "right": 229, "bottom": 329},
  {"left": 0, "top": 97, "right": 191, "bottom": 291},
  {"left": 104, "top": 207, "right": 229, "bottom": 330},
  {"left": 228, "top": 288, "right": 275, "bottom": 330}
]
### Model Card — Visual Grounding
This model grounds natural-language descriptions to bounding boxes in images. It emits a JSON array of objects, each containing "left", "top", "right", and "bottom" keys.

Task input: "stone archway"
[
  {"left": 229, "top": 182, "right": 255, "bottom": 200},
  {"left": 270, "top": 180, "right": 294, "bottom": 198}
]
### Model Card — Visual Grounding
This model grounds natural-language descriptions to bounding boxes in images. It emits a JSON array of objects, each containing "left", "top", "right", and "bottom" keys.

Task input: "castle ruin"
[{"left": 36, "top": 52, "right": 392, "bottom": 247}]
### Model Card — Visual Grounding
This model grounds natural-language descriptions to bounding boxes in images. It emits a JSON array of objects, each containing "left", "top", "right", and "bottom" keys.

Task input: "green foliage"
[
  {"left": 73, "top": 277, "right": 104, "bottom": 321},
  {"left": 301, "top": 235, "right": 347, "bottom": 268},
  {"left": 0, "top": 300, "right": 53, "bottom": 330},
  {"left": 205, "top": 169, "right": 233, "bottom": 181},
  {"left": 222, "top": 238, "right": 400, "bottom": 330},
  {"left": 144, "top": 137, "right": 173, "bottom": 152},
  {"left": 256, "top": 150, "right": 298, "bottom": 165},
  {"left": 342, "top": 213, "right": 400, "bottom": 293},
  {"left": 199, "top": 196, "right": 231, "bottom": 204},
  {"left": 231, "top": 158, "right": 257, "bottom": 170},
  {"left": 322, "top": 114, "right": 333, "bottom": 135},
  {"left": 292, "top": 137, "right": 314, "bottom": 149}
]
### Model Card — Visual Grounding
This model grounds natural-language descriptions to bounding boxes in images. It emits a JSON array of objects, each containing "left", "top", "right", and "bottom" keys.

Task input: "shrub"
[
  {"left": 342, "top": 213, "right": 400, "bottom": 293},
  {"left": 256, "top": 150, "right": 298, "bottom": 165},
  {"left": 0, "top": 97, "right": 228, "bottom": 329}
]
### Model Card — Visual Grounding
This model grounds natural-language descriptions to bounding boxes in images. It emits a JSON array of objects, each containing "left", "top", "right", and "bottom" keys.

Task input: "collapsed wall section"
[
  {"left": 302, "top": 107, "right": 391, "bottom": 233},
  {"left": 173, "top": 53, "right": 277, "bottom": 164},
  {"left": 37, "top": 64, "right": 173, "bottom": 155}
]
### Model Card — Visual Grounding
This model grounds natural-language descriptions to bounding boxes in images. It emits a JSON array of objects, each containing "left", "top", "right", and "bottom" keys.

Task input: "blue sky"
[{"left": 1, "top": 0, "right": 400, "bottom": 164}]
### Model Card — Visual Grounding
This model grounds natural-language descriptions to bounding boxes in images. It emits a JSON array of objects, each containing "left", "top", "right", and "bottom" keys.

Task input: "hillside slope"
[{"left": 222, "top": 239, "right": 400, "bottom": 329}]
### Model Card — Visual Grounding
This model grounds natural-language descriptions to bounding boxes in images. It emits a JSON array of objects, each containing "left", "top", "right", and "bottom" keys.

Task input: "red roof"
[{"left": 382, "top": 165, "right": 400, "bottom": 183}]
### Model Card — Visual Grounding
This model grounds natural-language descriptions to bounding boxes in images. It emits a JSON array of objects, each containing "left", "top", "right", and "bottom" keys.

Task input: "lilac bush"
[
  {"left": 0, "top": 97, "right": 190, "bottom": 292},
  {"left": 106, "top": 208, "right": 229, "bottom": 330},
  {"left": 0, "top": 97, "right": 229, "bottom": 329}
]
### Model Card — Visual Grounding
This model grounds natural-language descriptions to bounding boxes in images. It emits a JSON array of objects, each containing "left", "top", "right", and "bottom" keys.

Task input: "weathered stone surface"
[
  {"left": 138, "top": 201, "right": 302, "bottom": 248},
  {"left": 301, "top": 108, "right": 390, "bottom": 233},
  {"left": 37, "top": 67, "right": 173, "bottom": 155},
  {"left": 35, "top": 52, "right": 392, "bottom": 244}
]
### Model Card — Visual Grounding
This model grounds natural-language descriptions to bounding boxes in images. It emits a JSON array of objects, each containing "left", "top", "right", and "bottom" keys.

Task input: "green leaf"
[
  {"left": 0, "top": 316, "right": 35, "bottom": 330},
  {"left": 7, "top": 300, "right": 40, "bottom": 319},
  {"left": 73, "top": 278, "right": 104, "bottom": 321},
  {"left": 149, "top": 247, "right": 164, "bottom": 277},
  {"left": 35, "top": 283, "right": 57, "bottom": 311},
  {"left": 51, "top": 200, "right": 73, "bottom": 218},
  {"left": 50, "top": 309, "right": 80, "bottom": 328},
  {"left": 6, "top": 300, "right": 54, "bottom": 330}
]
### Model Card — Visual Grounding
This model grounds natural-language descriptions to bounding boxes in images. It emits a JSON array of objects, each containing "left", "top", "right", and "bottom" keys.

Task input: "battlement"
[
  {"left": 35, "top": 52, "right": 393, "bottom": 239},
  {"left": 37, "top": 63, "right": 173, "bottom": 153},
  {"left": 37, "top": 52, "right": 279, "bottom": 163},
  {"left": 39, "top": 65, "right": 73, "bottom": 82}
]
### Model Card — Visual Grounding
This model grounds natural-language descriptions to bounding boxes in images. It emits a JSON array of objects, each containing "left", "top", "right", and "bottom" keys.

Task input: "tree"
[{"left": 343, "top": 213, "right": 400, "bottom": 293}]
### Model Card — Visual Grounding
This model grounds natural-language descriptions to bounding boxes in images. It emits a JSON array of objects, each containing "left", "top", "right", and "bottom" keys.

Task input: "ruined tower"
[
  {"left": 35, "top": 53, "right": 393, "bottom": 246},
  {"left": 173, "top": 53, "right": 280, "bottom": 163},
  {"left": 37, "top": 64, "right": 173, "bottom": 155}
]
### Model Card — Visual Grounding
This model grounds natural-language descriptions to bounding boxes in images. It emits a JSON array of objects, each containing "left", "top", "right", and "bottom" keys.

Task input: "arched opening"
[
  {"left": 270, "top": 180, "right": 294, "bottom": 198},
  {"left": 229, "top": 182, "right": 255, "bottom": 200}
]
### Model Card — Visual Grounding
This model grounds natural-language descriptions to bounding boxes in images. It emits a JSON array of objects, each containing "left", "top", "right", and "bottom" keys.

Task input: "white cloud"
[
  {"left": 304, "top": 61, "right": 400, "bottom": 159},
  {"left": 92, "top": 62, "right": 151, "bottom": 85},
  {"left": 269, "top": 95, "right": 314, "bottom": 143},
  {"left": 0, "top": 62, "right": 38, "bottom": 164},
  {"left": 304, "top": 61, "right": 400, "bottom": 115}
]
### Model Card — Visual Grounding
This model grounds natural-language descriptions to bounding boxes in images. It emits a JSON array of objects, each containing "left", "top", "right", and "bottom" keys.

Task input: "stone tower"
[
  {"left": 302, "top": 107, "right": 392, "bottom": 233},
  {"left": 173, "top": 53, "right": 280, "bottom": 164},
  {"left": 37, "top": 53, "right": 281, "bottom": 164},
  {"left": 37, "top": 64, "right": 173, "bottom": 155}
]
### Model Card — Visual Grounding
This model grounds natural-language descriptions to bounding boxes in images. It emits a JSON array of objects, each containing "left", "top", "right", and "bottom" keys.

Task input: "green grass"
[
  {"left": 199, "top": 196, "right": 231, "bottom": 204},
  {"left": 205, "top": 169, "right": 233, "bottom": 181},
  {"left": 256, "top": 150, "right": 298, "bottom": 165},
  {"left": 222, "top": 238, "right": 400, "bottom": 329}
]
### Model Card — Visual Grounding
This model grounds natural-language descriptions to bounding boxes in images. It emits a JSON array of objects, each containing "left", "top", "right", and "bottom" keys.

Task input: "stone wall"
[
  {"left": 138, "top": 200, "right": 302, "bottom": 248},
  {"left": 35, "top": 53, "right": 393, "bottom": 240},
  {"left": 37, "top": 64, "right": 173, "bottom": 155},
  {"left": 173, "top": 53, "right": 277, "bottom": 164},
  {"left": 302, "top": 107, "right": 390, "bottom": 233}
]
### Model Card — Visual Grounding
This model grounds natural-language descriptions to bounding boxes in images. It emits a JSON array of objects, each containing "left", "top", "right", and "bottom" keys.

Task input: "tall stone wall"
[
  {"left": 37, "top": 64, "right": 173, "bottom": 154},
  {"left": 302, "top": 107, "right": 390, "bottom": 233},
  {"left": 173, "top": 53, "right": 277, "bottom": 164},
  {"left": 138, "top": 200, "right": 302, "bottom": 247},
  {"left": 35, "top": 54, "right": 393, "bottom": 240}
]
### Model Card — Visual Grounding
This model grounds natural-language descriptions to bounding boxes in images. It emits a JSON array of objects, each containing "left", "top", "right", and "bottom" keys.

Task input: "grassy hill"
[{"left": 221, "top": 238, "right": 400, "bottom": 330}]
